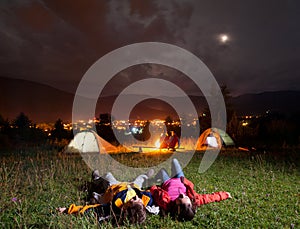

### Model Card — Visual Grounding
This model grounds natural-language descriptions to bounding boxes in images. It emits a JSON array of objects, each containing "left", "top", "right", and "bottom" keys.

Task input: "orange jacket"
[{"left": 150, "top": 177, "right": 230, "bottom": 211}]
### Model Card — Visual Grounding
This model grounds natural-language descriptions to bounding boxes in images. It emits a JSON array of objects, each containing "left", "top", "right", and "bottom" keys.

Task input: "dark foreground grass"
[{"left": 0, "top": 149, "right": 299, "bottom": 228}]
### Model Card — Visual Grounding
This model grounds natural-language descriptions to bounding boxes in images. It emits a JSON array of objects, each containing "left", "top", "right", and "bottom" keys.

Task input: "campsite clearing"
[{"left": 0, "top": 149, "right": 299, "bottom": 228}]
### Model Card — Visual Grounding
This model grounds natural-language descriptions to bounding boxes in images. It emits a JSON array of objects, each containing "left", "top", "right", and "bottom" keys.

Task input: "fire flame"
[{"left": 155, "top": 139, "right": 160, "bottom": 148}]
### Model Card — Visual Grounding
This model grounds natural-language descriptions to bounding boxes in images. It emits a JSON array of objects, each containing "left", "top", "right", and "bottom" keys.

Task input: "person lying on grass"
[
  {"left": 57, "top": 169, "right": 158, "bottom": 225},
  {"left": 149, "top": 158, "right": 232, "bottom": 221}
]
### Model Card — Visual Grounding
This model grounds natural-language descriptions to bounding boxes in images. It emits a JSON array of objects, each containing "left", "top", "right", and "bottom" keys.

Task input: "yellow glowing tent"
[{"left": 65, "top": 131, "right": 131, "bottom": 154}]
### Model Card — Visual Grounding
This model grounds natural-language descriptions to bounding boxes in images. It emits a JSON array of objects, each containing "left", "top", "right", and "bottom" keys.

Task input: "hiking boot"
[
  {"left": 142, "top": 169, "right": 156, "bottom": 188},
  {"left": 92, "top": 170, "right": 100, "bottom": 181},
  {"left": 146, "top": 168, "right": 155, "bottom": 178},
  {"left": 91, "top": 192, "right": 103, "bottom": 204}
]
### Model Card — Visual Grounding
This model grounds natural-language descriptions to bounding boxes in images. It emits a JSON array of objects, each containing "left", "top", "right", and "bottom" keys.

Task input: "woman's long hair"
[
  {"left": 119, "top": 201, "right": 147, "bottom": 224},
  {"left": 169, "top": 199, "right": 197, "bottom": 221}
]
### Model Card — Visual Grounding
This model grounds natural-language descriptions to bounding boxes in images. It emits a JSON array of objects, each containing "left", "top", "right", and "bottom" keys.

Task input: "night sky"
[{"left": 0, "top": 0, "right": 300, "bottom": 116}]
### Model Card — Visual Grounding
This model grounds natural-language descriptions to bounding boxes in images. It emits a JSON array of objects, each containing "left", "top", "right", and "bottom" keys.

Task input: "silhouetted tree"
[
  {"left": 12, "top": 112, "right": 32, "bottom": 141},
  {"left": 0, "top": 114, "right": 4, "bottom": 131},
  {"left": 13, "top": 112, "right": 31, "bottom": 130},
  {"left": 199, "top": 112, "right": 211, "bottom": 133},
  {"left": 221, "top": 85, "right": 234, "bottom": 124},
  {"left": 99, "top": 113, "right": 112, "bottom": 125},
  {"left": 255, "top": 111, "right": 299, "bottom": 148},
  {"left": 54, "top": 118, "right": 64, "bottom": 131},
  {"left": 165, "top": 116, "right": 173, "bottom": 125},
  {"left": 96, "top": 113, "right": 118, "bottom": 145},
  {"left": 0, "top": 114, "right": 11, "bottom": 148},
  {"left": 199, "top": 84, "right": 235, "bottom": 134},
  {"left": 132, "top": 120, "right": 151, "bottom": 141},
  {"left": 227, "top": 111, "right": 239, "bottom": 140},
  {"left": 51, "top": 118, "right": 69, "bottom": 141},
  {"left": 0, "top": 114, "right": 10, "bottom": 134}
]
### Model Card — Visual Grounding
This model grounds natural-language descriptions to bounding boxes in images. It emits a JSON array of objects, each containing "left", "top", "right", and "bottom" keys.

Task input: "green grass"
[{"left": 0, "top": 149, "right": 299, "bottom": 228}]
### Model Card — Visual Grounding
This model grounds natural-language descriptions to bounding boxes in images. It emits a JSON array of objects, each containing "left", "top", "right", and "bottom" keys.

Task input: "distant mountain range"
[
  {"left": 230, "top": 91, "right": 300, "bottom": 116},
  {"left": 1, "top": 77, "right": 299, "bottom": 122}
]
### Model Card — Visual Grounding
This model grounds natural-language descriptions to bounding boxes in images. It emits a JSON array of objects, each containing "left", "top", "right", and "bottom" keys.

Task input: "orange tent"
[{"left": 196, "top": 128, "right": 235, "bottom": 150}]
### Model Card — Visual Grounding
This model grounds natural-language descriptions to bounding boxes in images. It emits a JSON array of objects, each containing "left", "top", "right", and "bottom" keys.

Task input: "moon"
[{"left": 219, "top": 34, "right": 229, "bottom": 43}]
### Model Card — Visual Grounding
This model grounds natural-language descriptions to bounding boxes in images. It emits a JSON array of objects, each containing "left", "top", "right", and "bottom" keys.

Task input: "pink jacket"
[{"left": 150, "top": 177, "right": 230, "bottom": 211}]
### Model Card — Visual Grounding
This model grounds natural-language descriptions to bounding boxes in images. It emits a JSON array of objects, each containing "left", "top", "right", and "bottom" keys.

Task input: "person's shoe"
[
  {"left": 146, "top": 168, "right": 155, "bottom": 178},
  {"left": 91, "top": 192, "right": 103, "bottom": 204},
  {"left": 92, "top": 170, "right": 100, "bottom": 181}
]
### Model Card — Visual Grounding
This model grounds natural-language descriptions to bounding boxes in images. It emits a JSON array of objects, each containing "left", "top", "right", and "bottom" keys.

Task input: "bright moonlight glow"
[
  {"left": 219, "top": 34, "right": 229, "bottom": 43},
  {"left": 220, "top": 34, "right": 228, "bottom": 43}
]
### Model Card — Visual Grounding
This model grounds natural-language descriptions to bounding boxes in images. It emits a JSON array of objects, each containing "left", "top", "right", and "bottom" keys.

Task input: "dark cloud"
[{"left": 0, "top": 0, "right": 299, "bottom": 97}]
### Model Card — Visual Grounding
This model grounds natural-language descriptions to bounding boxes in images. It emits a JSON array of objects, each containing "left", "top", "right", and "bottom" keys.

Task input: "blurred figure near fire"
[
  {"left": 160, "top": 131, "right": 179, "bottom": 151},
  {"left": 159, "top": 132, "right": 169, "bottom": 149},
  {"left": 168, "top": 131, "right": 179, "bottom": 151}
]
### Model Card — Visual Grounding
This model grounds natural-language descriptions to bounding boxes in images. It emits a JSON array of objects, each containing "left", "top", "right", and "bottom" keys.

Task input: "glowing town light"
[{"left": 242, "top": 122, "right": 248, "bottom": 126}]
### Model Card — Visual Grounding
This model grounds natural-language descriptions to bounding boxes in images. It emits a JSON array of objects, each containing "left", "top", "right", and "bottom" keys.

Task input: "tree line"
[
  {"left": 0, "top": 112, "right": 73, "bottom": 150},
  {"left": 199, "top": 85, "right": 300, "bottom": 149},
  {"left": 1, "top": 87, "right": 299, "bottom": 150}
]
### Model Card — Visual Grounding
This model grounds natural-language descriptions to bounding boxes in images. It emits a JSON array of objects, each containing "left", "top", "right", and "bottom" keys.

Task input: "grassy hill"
[{"left": 0, "top": 148, "right": 298, "bottom": 228}]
